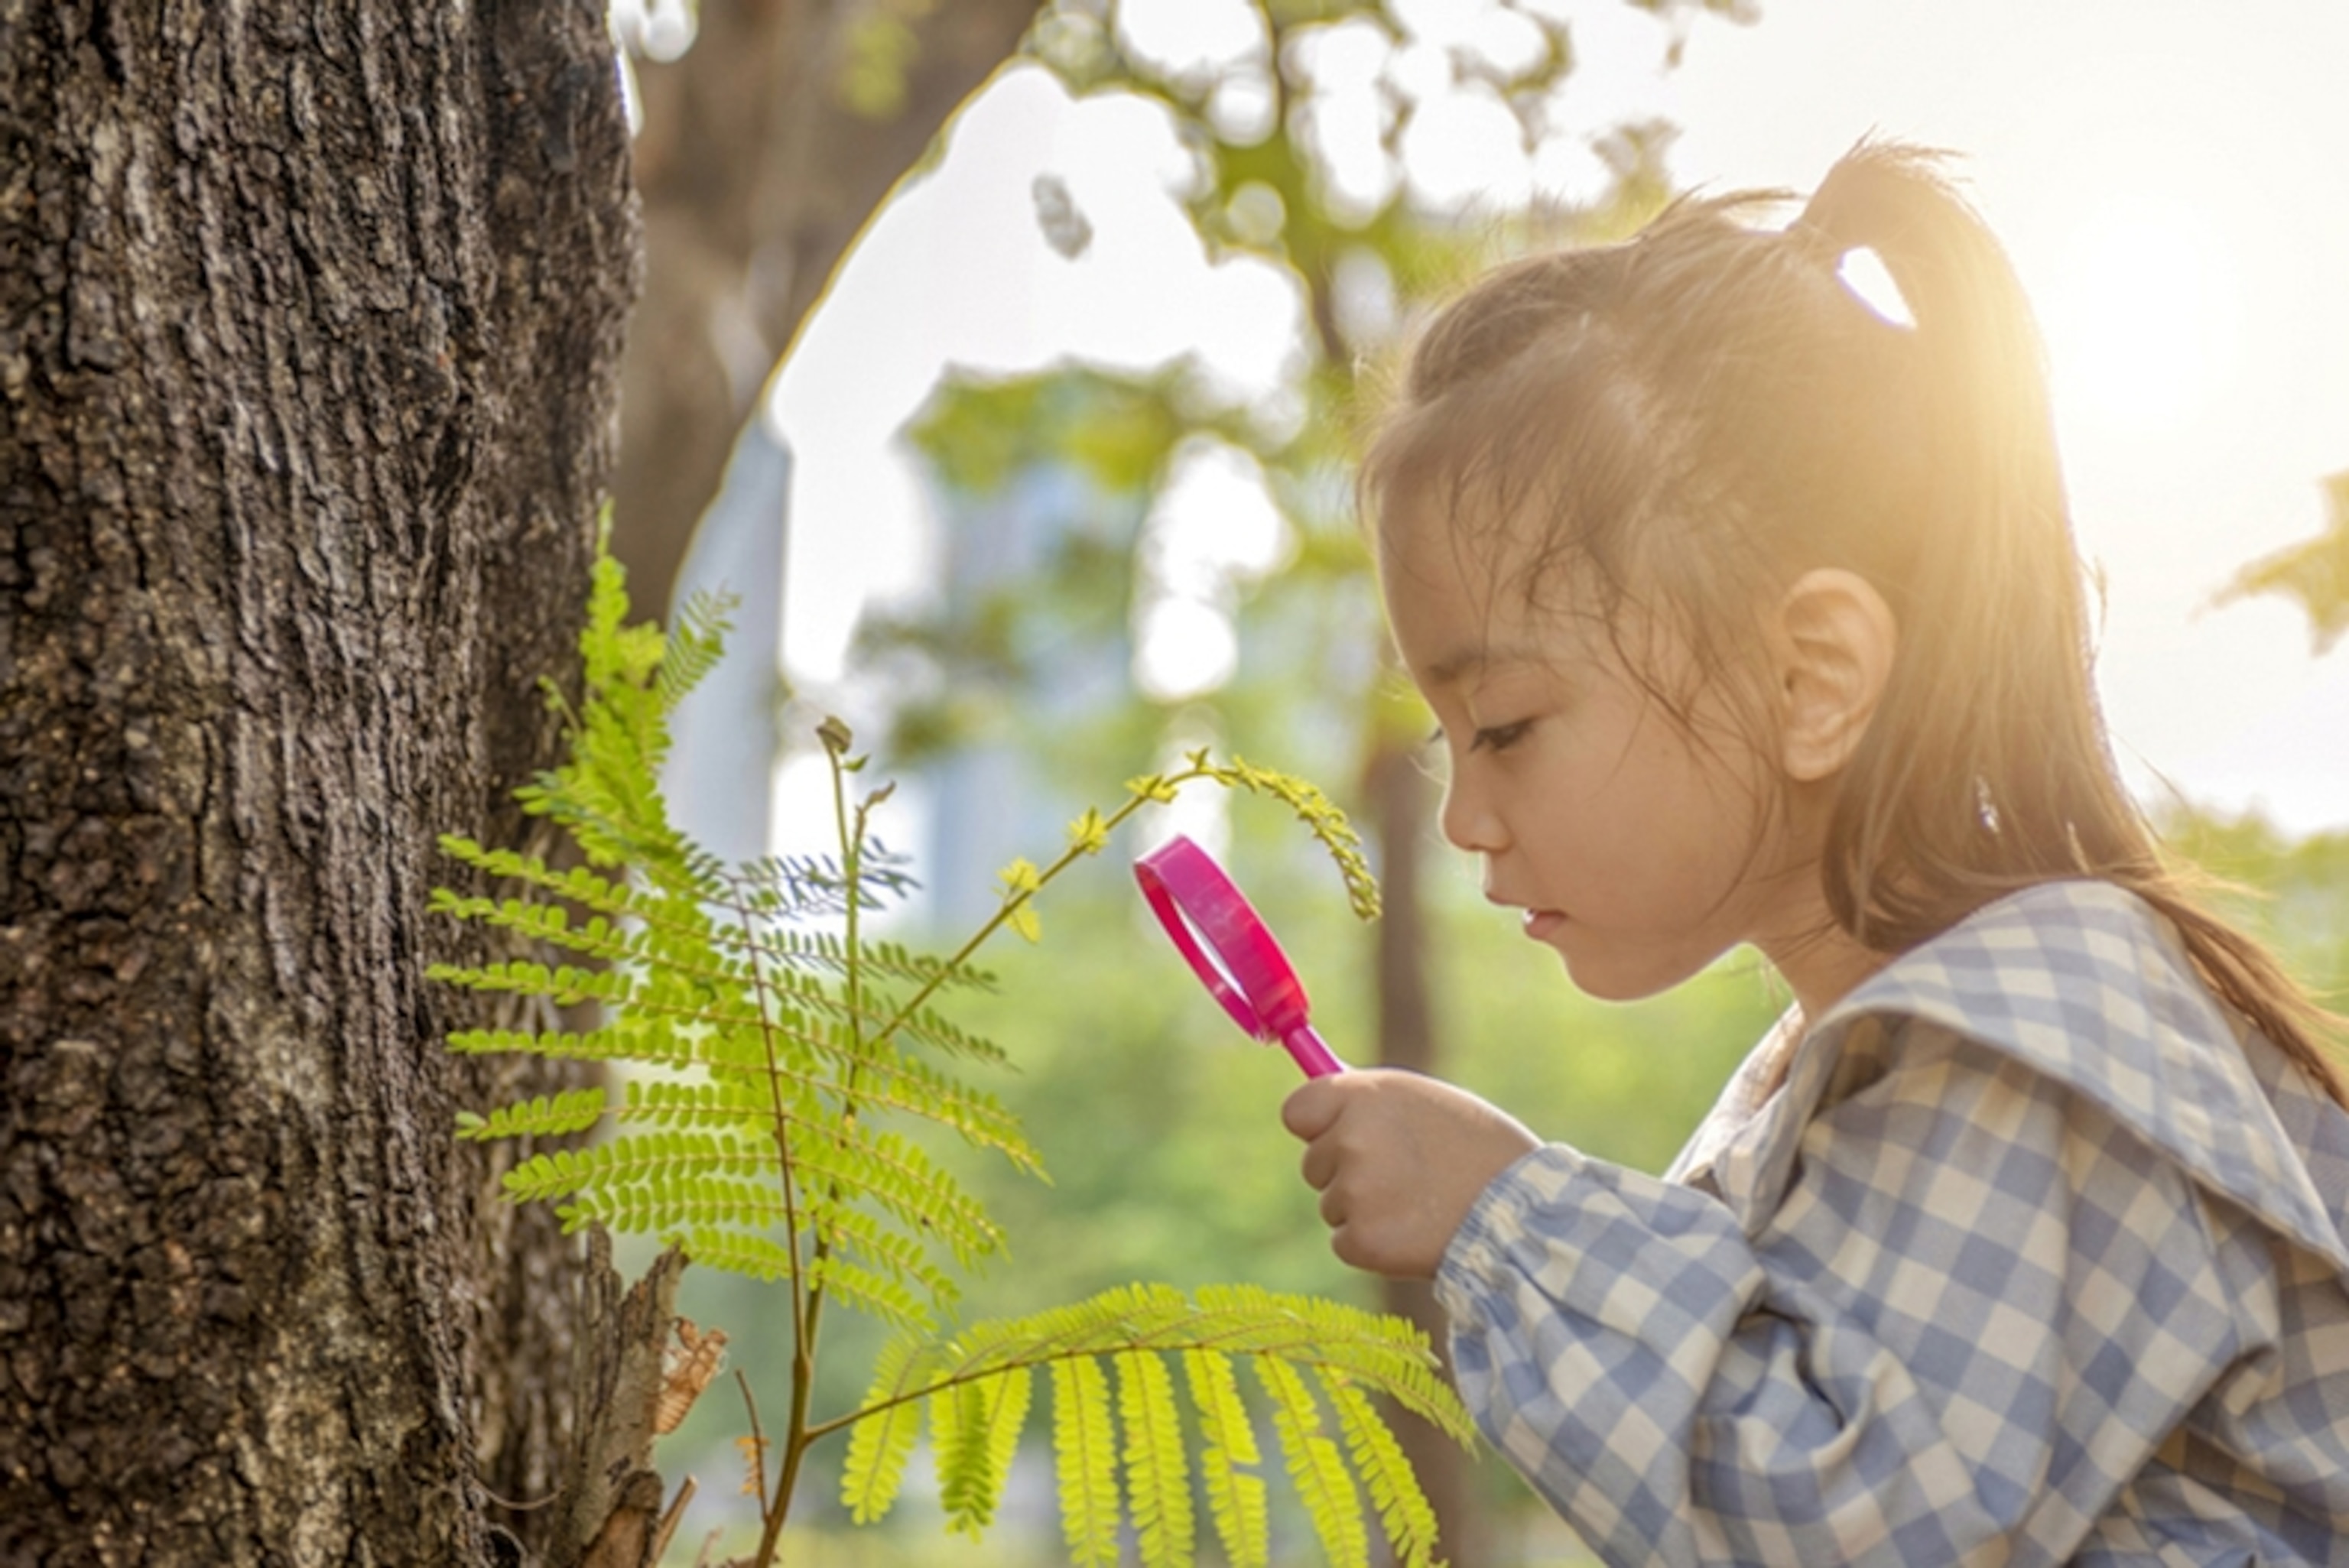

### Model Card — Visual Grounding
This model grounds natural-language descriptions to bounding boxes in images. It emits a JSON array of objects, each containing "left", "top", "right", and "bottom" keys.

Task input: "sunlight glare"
[
  {"left": 1131, "top": 442, "right": 1290, "bottom": 702},
  {"left": 1836, "top": 247, "right": 1913, "bottom": 329},
  {"left": 1158, "top": 440, "right": 1291, "bottom": 583},
  {"left": 1135, "top": 598, "right": 1238, "bottom": 702},
  {"left": 610, "top": 0, "right": 695, "bottom": 62},
  {"left": 1401, "top": 87, "right": 1532, "bottom": 211},
  {"left": 1291, "top": 27, "right": 1397, "bottom": 221},
  {"left": 1113, "top": 0, "right": 1265, "bottom": 83},
  {"left": 2041, "top": 194, "right": 2240, "bottom": 434}
]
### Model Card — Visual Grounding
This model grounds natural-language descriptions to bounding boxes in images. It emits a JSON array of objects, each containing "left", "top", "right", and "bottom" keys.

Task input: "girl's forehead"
[
  {"left": 1378, "top": 522, "right": 1620, "bottom": 676},
  {"left": 1376, "top": 488, "right": 1544, "bottom": 589},
  {"left": 1376, "top": 497, "right": 1603, "bottom": 622}
]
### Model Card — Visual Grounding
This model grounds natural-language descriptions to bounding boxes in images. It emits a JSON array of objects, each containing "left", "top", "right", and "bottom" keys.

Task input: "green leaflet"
[
  {"left": 936, "top": 1367, "right": 1032, "bottom": 1536},
  {"left": 1119, "top": 1349, "right": 1196, "bottom": 1568},
  {"left": 1324, "top": 1372, "right": 1444, "bottom": 1568},
  {"left": 805, "top": 1249, "right": 947, "bottom": 1335},
  {"left": 1208, "top": 752, "right": 1382, "bottom": 920},
  {"left": 1258, "top": 1357, "right": 1369, "bottom": 1568},
  {"left": 1186, "top": 1349, "right": 1269, "bottom": 1568},
  {"left": 840, "top": 1337, "right": 926, "bottom": 1524},
  {"left": 1051, "top": 1358, "right": 1121, "bottom": 1566},
  {"left": 454, "top": 1086, "right": 606, "bottom": 1141}
]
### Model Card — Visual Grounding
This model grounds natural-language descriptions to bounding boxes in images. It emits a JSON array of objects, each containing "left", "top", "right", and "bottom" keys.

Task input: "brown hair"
[{"left": 1365, "top": 140, "right": 2347, "bottom": 1104}]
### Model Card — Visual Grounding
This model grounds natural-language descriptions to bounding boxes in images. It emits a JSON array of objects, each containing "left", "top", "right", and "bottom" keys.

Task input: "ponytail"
[{"left": 1792, "top": 144, "right": 2346, "bottom": 1104}]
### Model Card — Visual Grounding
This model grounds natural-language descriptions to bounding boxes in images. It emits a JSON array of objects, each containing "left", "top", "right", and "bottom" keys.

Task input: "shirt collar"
[{"left": 1694, "top": 880, "right": 2349, "bottom": 1277}]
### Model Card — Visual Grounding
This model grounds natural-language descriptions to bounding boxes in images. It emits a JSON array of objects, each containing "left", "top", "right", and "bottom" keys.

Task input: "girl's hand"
[{"left": 1281, "top": 1070, "right": 1540, "bottom": 1279}]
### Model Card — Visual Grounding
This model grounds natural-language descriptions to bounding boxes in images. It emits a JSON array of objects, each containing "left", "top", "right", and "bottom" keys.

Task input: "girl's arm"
[{"left": 1343, "top": 1025, "right": 2282, "bottom": 1565}]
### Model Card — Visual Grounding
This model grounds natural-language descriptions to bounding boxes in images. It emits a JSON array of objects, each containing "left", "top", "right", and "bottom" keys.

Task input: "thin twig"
[
  {"left": 736, "top": 1368, "right": 771, "bottom": 1515},
  {"left": 651, "top": 1475, "right": 697, "bottom": 1563}
]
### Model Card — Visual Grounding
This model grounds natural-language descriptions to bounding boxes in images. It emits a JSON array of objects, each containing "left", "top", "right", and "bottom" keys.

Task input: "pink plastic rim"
[{"left": 1132, "top": 834, "right": 1308, "bottom": 1041}]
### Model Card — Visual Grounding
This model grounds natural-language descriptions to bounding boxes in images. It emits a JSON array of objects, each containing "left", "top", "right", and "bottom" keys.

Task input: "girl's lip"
[{"left": 1521, "top": 908, "right": 1564, "bottom": 940}]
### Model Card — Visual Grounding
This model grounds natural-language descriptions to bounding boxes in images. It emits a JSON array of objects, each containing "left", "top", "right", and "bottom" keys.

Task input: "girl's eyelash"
[
  {"left": 1471, "top": 720, "right": 1532, "bottom": 753},
  {"left": 1423, "top": 720, "right": 1533, "bottom": 753}
]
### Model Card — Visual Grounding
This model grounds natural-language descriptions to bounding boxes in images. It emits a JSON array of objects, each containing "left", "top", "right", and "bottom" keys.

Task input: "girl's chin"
[{"left": 1548, "top": 933, "right": 1715, "bottom": 1005}]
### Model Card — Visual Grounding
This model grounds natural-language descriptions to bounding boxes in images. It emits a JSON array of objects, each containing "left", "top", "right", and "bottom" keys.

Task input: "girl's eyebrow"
[{"left": 1425, "top": 643, "right": 1544, "bottom": 687}]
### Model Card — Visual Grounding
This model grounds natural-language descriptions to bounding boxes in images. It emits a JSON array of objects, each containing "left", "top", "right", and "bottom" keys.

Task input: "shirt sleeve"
[{"left": 1434, "top": 1020, "right": 2283, "bottom": 1567}]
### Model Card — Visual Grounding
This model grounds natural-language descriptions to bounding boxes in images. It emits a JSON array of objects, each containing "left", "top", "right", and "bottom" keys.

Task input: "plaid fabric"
[{"left": 1436, "top": 880, "right": 2349, "bottom": 1565}]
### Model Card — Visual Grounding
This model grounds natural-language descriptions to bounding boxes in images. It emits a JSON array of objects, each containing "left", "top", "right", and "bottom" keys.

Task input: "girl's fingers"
[
  {"left": 1280, "top": 1076, "right": 1345, "bottom": 1141},
  {"left": 1299, "top": 1135, "right": 1337, "bottom": 1192}
]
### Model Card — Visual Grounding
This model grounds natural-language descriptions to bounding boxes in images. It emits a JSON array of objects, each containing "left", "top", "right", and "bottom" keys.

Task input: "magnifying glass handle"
[{"left": 1279, "top": 1024, "right": 1347, "bottom": 1079}]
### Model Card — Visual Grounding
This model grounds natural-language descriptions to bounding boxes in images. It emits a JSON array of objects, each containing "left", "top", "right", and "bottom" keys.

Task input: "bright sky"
[{"left": 766, "top": 0, "right": 2349, "bottom": 837}]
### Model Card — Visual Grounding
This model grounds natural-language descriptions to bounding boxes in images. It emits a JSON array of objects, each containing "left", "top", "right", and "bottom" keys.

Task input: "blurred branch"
[
  {"left": 615, "top": 0, "right": 1045, "bottom": 619},
  {"left": 2222, "top": 468, "right": 2349, "bottom": 654}
]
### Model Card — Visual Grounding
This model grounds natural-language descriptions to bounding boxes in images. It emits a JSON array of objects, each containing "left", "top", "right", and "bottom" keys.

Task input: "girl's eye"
[{"left": 1470, "top": 719, "right": 1532, "bottom": 753}]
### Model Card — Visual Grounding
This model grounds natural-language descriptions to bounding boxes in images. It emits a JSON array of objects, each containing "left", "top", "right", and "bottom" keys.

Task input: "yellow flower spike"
[
  {"left": 1125, "top": 774, "right": 1181, "bottom": 805},
  {"left": 998, "top": 858, "right": 1045, "bottom": 943},
  {"left": 1067, "top": 808, "right": 1110, "bottom": 856}
]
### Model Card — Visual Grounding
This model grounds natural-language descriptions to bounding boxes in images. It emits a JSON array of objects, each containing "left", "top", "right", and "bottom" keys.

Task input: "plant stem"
[
  {"left": 863, "top": 768, "right": 1212, "bottom": 1053},
  {"left": 736, "top": 1370, "right": 770, "bottom": 1515},
  {"left": 753, "top": 741, "right": 875, "bottom": 1567},
  {"left": 748, "top": 757, "right": 1237, "bottom": 1563},
  {"left": 742, "top": 865, "right": 811, "bottom": 1568}
]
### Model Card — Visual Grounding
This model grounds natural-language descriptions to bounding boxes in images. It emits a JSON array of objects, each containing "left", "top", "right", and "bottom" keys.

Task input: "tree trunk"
[
  {"left": 2, "top": 2, "right": 637, "bottom": 1561},
  {"left": 1363, "top": 735, "right": 1488, "bottom": 1567},
  {"left": 612, "top": 0, "right": 1041, "bottom": 619}
]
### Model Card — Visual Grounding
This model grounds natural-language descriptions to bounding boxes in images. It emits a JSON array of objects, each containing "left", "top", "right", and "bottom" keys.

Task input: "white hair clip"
[{"left": 1836, "top": 245, "right": 1916, "bottom": 329}]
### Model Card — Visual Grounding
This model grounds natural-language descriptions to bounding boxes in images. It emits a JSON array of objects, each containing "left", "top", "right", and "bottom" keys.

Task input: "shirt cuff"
[{"left": 1434, "top": 1141, "right": 1587, "bottom": 1323}]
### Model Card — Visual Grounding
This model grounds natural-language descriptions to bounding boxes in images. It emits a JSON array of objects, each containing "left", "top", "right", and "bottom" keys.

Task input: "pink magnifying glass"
[{"left": 1132, "top": 834, "right": 1347, "bottom": 1078}]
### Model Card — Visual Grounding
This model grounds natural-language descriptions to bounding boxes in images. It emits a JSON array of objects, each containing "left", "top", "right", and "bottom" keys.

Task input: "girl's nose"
[{"left": 1439, "top": 768, "right": 1507, "bottom": 855}]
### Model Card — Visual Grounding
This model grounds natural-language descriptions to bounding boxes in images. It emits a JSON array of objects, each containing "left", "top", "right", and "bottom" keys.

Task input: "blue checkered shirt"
[{"left": 1435, "top": 880, "right": 2349, "bottom": 1564}]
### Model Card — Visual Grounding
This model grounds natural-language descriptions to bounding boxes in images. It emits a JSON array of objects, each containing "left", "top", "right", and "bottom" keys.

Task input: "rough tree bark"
[
  {"left": 613, "top": 0, "right": 1042, "bottom": 619},
  {"left": 2, "top": 2, "right": 637, "bottom": 1561}
]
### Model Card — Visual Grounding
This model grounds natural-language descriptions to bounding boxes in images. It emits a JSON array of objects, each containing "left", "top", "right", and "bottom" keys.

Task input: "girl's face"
[{"left": 1380, "top": 511, "right": 1835, "bottom": 1005}]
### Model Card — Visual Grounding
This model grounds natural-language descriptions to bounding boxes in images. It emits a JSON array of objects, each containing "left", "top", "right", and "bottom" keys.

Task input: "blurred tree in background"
[
  {"left": 611, "top": 0, "right": 1043, "bottom": 618},
  {"left": 852, "top": 4, "right": 1738, "bottom": 1559}
]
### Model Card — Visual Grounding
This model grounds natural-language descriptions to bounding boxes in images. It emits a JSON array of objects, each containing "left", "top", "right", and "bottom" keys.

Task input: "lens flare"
[{"left": 2040, "top": 194, "right": 2240, "bottom": 435}]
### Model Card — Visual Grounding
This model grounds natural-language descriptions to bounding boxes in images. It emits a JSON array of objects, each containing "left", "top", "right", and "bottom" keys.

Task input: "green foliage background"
[{"left": 648, "top": 794, "right": 2349, "bottom": 1564}]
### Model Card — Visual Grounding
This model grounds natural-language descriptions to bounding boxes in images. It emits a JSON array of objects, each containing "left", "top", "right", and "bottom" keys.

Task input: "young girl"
[{"left": 1283, "top": 141, "right": 2349, "bottom": 1564}]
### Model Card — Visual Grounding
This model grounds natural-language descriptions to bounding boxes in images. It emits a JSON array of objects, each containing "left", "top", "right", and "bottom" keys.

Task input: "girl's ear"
[{"left": 1771, "top": 568, "right": 1898, "bottom": 782}]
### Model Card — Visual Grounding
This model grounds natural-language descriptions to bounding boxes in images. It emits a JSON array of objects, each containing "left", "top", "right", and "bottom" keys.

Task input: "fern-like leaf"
[
  {"left": 1257, "top": 1356, "right": 1368, "bottom": 1568},
  {"left": 804, "top": 1247, "right": 946, "bottom": 1335},
  {"left": 1324, "top": 1372, "right": 1445, "bottom": 1568},
  {"left": 656, "top": 589, "right": 736, "bottom": 710},
  {"left": 1051, "top": 1357, "right": 1123, "bottom": 1567},
  {"left": 1206, "top": 752, "right": 1381, "bottom": 920},
  {"left": 431, "top": 532, "right": 1472, "bottom": 1568},
  {"left": 840, "top": 1337, "right": 927, "bottom": 1525},
  {"left": 825, "top": 1284, "right": 1471, "bottom": 1564},
  {"left": 937, "top": 1368, "right": 1032, "bottom": 1537},
  {"left": 1118, "top": 1349, "right": 1195, "bottom": 1568},
  {"left": 454, "top": 1087, "right": 607, "bottom": 1141},
  {"left": 1186, "top": 1349, "right": 1269, "bottom": 1568}
]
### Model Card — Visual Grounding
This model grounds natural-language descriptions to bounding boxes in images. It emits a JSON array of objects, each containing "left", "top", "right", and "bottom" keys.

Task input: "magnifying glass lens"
[{"left": 1133, "top": 835, "right": 1345, "bottom": 1077}]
